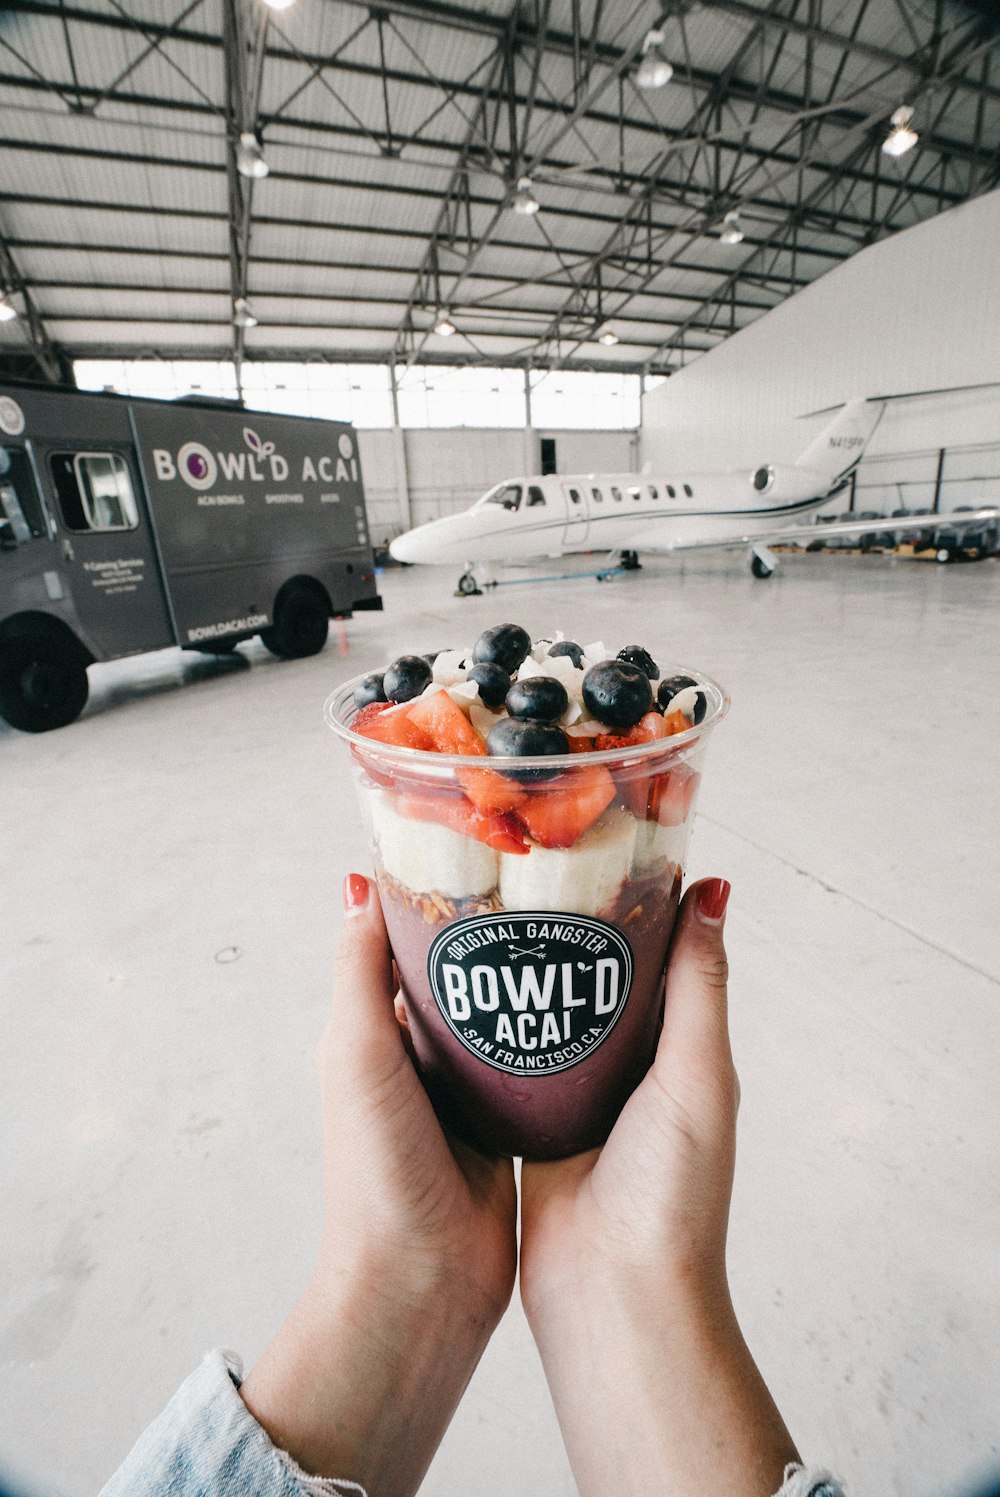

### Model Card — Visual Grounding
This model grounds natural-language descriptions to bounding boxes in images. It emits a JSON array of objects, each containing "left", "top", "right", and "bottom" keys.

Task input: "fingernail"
[
  {"left": 696, "top": 878, "right": 731, "bottom": 925},
  {"left": 343, "top": 873, "right": 370, "bottom": 916}
]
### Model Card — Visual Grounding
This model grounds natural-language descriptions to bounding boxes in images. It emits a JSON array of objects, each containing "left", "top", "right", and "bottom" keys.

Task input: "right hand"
[{"left": 520, "top": 876, "right": 740, "bottom": 1319}]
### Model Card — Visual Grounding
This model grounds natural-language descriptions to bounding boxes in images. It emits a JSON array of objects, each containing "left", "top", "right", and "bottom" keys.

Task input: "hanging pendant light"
[
  {"left": 233, "top": 297, "right": 258, "bottom": 328},
  {"left": 636, "top": 28, "right": 673, "bottom": 89},
  {"left": 720, "top": 210, "right": 745, "bottom": 244},
  {"left": 512, "top": 176, "right": 540, "bottom": 215},
  {"left": 433, "top": 313, "right": 456, "bottom": 336},
  {"left": 236, "top": 131, "right": 269, "bottom": 179},
  {"left": 882, "top": 105, "right": 918, "bottom": 157},
  {"left": 598, "top": 329, "right": 620, "bottom": 346},
  {"left": 0, "top": 294, "right": 17, "bottom": 323}
]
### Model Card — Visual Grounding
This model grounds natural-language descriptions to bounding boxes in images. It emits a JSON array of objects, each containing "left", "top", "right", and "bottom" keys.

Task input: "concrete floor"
[{"left": 2, "top": 550, "right": 999, "bottom": 1497}]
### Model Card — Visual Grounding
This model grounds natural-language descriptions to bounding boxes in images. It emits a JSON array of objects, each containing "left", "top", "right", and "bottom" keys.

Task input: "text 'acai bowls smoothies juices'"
[{"left": 325, "top": 625, "right": 729, "bottom": 1159}]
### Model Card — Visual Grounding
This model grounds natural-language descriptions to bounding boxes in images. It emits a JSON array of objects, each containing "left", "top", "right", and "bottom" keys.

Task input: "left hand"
[{"left": 241, "top": 873, "right": 517, "bottom": 1496}]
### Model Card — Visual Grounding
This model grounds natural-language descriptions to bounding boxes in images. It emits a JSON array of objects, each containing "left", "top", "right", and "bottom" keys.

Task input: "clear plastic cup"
[{"left": 325, "top": 665, "right": 729, "bottom": 1159}]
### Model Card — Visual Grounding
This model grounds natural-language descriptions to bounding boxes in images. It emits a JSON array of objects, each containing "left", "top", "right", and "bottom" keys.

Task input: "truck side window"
[
  {"left": 50, "top": 452, "right": 139, "bottom": 532},
  {"left": 527, "top": 485, "right": 546, "bottom": 507},
  {"left": 0, "top": 447, "right": 46, "bottom": 540}
]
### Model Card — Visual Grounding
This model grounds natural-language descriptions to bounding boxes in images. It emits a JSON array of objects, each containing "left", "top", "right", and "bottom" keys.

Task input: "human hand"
[
  {"left": 520, "top": 877, "right": 797, "bottom": 1497},
  {"left": 241, "top": 873, "right": 516, "bottom": 1495}
]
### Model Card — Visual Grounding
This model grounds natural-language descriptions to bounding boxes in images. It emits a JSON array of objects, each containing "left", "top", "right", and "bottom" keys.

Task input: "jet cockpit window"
[
  {"left": 591, "top": 487, "right": 603, "bottom": 502},
  {"left": 482, "top": 483, "right": 522, "bottom": 511},
  {"left": 683, "top": 484, "right": 693, "bottom": 498},
  {"left": 611, "top": 486, "right": 622, "bottom": 501},
  {"left": 667, "top": 485, "right": 676, "bottom": 498},
  {"left": 527, "top": 485, "right": 546, "bottom": 507}
]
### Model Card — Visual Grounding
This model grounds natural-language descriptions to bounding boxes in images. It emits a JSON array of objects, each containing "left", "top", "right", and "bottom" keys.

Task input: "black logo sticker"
[{"left": 427, "top": 911, "right": 634, "bottom": 1075}]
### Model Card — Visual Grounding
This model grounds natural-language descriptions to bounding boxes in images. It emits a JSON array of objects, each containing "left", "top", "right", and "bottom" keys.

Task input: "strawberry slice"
[
  {"left": 517, "top": 765, "right": 616, "bottom": 848},
  {"left": 352, "top": 701, "right": 392, "bottom": 733},
  {"left": 649, "top": 764, "right": 701, "bottom": 826},
  {"left": 567, "top": 734, "right": 596, "bottom": 754},
  {"left": 663, "top": 708, "right": 692, "bottom": 736},
  {"left": 458, "top": 765, "right": 526, "bottom": 814},
  {"left": 356, "top": 703, "right": 434, "bottom": 751},
  {"left": 396, "top": 792, "right": 529, "bottom": 854},
  {"left": 594, "top": 711, "right": 667, "bottom": 752},
  {"left": 407, "top": 688, "right": 487, "bottom": 757}
]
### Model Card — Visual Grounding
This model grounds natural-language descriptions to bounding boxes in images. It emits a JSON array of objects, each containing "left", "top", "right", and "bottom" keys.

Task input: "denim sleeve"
[
  {"left": 99, "top": 1349, "right": 368, "bottom": 1497},
  {"left": 774, "top": 1464, "right": 846, "bottom": 1497}
]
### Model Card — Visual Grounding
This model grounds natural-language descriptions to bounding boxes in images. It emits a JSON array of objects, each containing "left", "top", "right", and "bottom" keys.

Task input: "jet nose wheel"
[
  {"left": 457, "top": 570, "right": 482, "bottom": 596},
  {"left": 751, "top": 554, "right": 773, "bottom": 579}
]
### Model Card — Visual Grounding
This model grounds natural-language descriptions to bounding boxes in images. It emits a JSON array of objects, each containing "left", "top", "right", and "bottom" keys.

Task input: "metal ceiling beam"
[
  {"left": 0, "top": 222, "right": 66, "bottom": 382},
  {"left": 221, "top": 0, "right": 268, "bottom": 392},
  {"left": 63, "top": 344, "right": 677, "bottom": 372}
]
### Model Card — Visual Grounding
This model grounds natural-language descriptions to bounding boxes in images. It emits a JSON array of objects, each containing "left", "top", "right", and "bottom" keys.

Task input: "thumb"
[
  {"left": 653, "top": 878, "right": 736, "bottom": 1111},
  {"left": 327, "top": 873, "right": 405, "bottom": 1084}
]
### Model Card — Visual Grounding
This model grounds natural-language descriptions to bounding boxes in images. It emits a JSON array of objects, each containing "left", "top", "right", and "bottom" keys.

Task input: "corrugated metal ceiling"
[{"left": 0, "top": 0, "right": 997, "bottom": 383}]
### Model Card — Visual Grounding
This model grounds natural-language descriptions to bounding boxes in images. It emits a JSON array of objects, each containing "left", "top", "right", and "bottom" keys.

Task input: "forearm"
[
  {"left": 529, "top": 1272, "right": 798, "bottom": 1497},
  {"left": 240, "top": 1261, "right": 498, "bottom": 1497}
]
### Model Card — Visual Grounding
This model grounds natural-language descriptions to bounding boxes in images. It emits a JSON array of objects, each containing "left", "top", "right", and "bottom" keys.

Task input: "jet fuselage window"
[
  {"left": 629, "top": 486, "right": 642, "bottom": 501},
  {"left": 591, "top": 487, "right": 603, "bottom": 502},
  {"left": 484, "top": 483, "right": 522, "bottom": 511},
  {"left": 649, "top": 485, "right": 659, "bottom": 500},
  {"left": 527, "top": 485, "right": 546, "bottom": 507},
  {"left": 683, "top": 484, "right": 693, "bottom": 498},
  {"left": 611, "top": 486, "right": 622, "bottom": 502},
  {"left": 568, "top": 487, "right": 581, "bottom": 504},
  {"left": 666, "top": 485, "right": 676, "bottom": 498}
]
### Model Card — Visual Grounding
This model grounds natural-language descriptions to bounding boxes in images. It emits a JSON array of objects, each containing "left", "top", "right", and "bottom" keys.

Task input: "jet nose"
[
  {"left": 388, "top": 528, "right": 426, "bottom": 563},
  {"left": 389, "top": 514, "right": 478, "bottom": 564}
]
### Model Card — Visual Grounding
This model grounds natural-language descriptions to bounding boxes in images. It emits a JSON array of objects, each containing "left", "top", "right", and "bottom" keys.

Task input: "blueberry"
[
  {"left": 383, "top": 653, "right": 433, "bottom": 703},
  {"left": 657, "top": 674, "right": 697, "bottom": 709},
  {"left": 617, "top": 645, "right": 659, "bottom": 680},
  {"left": 486, "top": 717, "right": 569, "bottom": 781},
  {"left": 506, "top": 676, "right": 569, "bottom": 723},
  {"left": 467, "top": 661, "right": 510, "bottom": 709},
  {"left": 354, "top": 672, "right": 387, "bottom": 709},
  {"left": 582, "top": 660, "right": 653, "bottom": 729},
  {"left": 547, "top": 640, "right": 585, "bottom": 669},
  {"left": 473, "top": 623, "right": 532, "bottom": 675}
]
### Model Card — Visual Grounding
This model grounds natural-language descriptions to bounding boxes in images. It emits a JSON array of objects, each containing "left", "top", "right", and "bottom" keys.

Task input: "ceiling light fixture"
[
  {"left": 260, "top": 0, "right": 297, "bottom": 9},
  {"left": 233, "top": 297, "right": 258, "bottom": 328},
  {"left": 598, "top": 329, "right": 620, "bottom": 346},
  {"left": 882, "top": 104, "right": 918, "bottom": 157},
  {"left": 433, "top": 313, "right": 456, "bottom": 336},
  {"left": 512, "top": 176, "right": 540, "bottom": 215},
  {"left": 236, "top": 131, "right": 269, "bottom": 179},
  {"left": 0, "top": 294, "right": 17, "bottom": 323},
  {"left": 719, "top": 210, "right": 745, "bottom": 244},
  {"left": 636, "top": 27, "right": 673, "bottom": 89}
]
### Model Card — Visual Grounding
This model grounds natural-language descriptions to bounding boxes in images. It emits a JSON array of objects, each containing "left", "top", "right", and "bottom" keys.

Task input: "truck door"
[
  {"left": 40, "top": 447, "right": 174, "bottom": 659},
  {"left": 561, "top": 483, "right": 590, "bottom": 548}
]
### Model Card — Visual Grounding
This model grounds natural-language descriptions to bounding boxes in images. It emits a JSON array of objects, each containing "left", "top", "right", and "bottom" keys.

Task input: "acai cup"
[{"left": 325, "top": 643, "right": 728, "bottom": 1159}]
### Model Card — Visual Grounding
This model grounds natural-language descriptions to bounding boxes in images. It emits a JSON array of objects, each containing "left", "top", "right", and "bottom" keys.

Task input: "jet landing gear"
[
  {"left": 749, "top": 543, "right": 777, "bottom": 579},
  {"left": 457, "top": 562, "right": 483, "bottom": 596},
  {"left": 619, "top": 549, "right": 642, "bottom": 571}
]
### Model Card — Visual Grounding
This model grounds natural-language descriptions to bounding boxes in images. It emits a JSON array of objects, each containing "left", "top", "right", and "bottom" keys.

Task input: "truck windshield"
[
  {"left": 479, "top": 483, "right": 521, "bottom": 511},
  {"left": 0, "top": 447, "right": 46, "bottom": 544}
]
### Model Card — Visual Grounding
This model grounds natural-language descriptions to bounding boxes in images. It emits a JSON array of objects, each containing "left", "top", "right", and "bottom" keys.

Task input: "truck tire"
[
  {"left": 0, "top": 637, "right": 90, "bottom": 732},
  {"left": 260, "top": 587, "right": 330, "bottom": 659}
]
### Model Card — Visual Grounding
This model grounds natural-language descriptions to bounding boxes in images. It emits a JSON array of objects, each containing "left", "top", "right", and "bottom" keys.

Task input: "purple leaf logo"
[{"left": 243, "top": 427, "right": 262, "bottom": 452}]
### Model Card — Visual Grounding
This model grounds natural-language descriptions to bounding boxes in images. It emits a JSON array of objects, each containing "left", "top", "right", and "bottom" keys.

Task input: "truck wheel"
[
  {"left": 0, "top": 638, "right": 90, "bottom": 732},
  {"left": 260, "top": 587, "right": 329, "bottom": 659}
]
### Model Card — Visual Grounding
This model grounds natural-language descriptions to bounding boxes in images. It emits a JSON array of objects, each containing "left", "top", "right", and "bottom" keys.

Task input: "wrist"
[{"left": 241, "top": 1257, "right": 498, "bottom": 1497}]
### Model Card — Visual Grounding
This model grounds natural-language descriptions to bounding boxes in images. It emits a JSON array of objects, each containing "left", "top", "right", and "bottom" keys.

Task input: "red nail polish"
[
  {"left": 697, "top": 878, "right": 731, "bottom": 922},
  {"left": 343, "top": 873, "right": 369, "bottom": 911}
]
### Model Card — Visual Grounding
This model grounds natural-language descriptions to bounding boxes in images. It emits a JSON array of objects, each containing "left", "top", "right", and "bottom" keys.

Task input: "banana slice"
[
  {"left": 366, "top": 789, "right": 498, "bottom": 899},
  {"left": 632, "top": 818, "right": 690, "bottom": 874},
  {"left": 499, "top": 807, "right": 637, "bottom": 918}
]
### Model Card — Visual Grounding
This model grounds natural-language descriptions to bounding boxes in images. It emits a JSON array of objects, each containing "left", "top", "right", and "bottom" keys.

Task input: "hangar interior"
[{"left": 2, "top": 2, "right": 1000, "bottom": 1496}]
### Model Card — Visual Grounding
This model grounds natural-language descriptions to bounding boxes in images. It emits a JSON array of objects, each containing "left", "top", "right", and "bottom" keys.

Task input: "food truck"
[{"left": 0, "top": 383, "right": 380, "bottom": 731}]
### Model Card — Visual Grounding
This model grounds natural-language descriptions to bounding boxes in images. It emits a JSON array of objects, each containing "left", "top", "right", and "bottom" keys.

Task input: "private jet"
[{"left": 388, "top": 398, "right": 998, "bottom": 587}]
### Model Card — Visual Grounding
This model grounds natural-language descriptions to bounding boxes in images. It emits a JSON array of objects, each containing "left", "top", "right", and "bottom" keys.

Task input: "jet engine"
[{"left": 748, "top": 464, "right": 825, "bottom": 501}]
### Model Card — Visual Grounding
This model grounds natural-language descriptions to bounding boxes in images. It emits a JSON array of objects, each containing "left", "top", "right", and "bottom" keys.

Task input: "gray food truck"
[{"left": 0, "top": 382, "right": 381, "bottom": 732}]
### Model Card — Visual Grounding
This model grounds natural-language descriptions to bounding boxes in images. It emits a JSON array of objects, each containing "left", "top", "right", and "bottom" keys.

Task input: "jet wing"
[{"left": 655, "top": 506, "right": 999, "bottom": 554}]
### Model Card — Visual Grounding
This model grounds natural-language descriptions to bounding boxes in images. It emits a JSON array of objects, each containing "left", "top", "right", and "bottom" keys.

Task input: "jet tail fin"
[{"left": 795, "top": 398, "right": 884, "bottom": 485}]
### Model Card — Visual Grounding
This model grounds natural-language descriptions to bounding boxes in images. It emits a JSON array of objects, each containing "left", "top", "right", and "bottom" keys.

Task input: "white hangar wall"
[
  {"left": 359, "top": 426, "right": 637, "bottom": 542},
  {"left": 640, "top": 187, "right": 1000, "bottom": 517}
]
